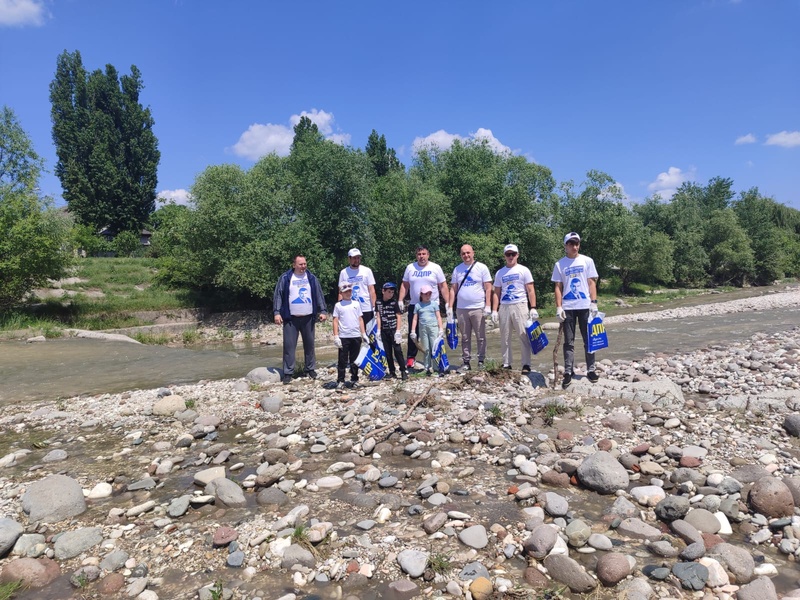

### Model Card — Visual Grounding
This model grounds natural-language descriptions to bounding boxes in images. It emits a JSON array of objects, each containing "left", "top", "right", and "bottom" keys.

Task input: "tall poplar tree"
[{"left": 50, "top": 50, "right": 160, "bottom": 233}]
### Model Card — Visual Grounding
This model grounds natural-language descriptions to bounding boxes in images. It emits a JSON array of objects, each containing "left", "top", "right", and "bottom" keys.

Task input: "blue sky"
[{"left": 2, "top": 0, "right": 799, "bottom": 210}]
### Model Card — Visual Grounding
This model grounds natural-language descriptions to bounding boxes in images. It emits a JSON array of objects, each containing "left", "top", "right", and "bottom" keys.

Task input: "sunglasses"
[{"left": 505, "top": 252, "right": 518, "bottom": 257}]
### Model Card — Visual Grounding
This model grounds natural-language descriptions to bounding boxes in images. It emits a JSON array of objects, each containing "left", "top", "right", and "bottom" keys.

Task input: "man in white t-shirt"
[
  {"left": 492, "top": 243, "right": 538, "bottom": 373},
  {"left": 448, "top": 244, "right": 492, "bottom": 370},
  {"left": 398, "top": 245, "right": 449, "bottom": 368},
  {"left": 338, "top": 248, "right": 376, "bottom": 327},
  {"left": 552, "top": 232, "right": 599, "bottom": 389}
]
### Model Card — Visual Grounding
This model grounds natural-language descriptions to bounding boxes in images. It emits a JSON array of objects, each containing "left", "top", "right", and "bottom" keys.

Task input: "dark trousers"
[
  {"left": 380, "top": 329, "right": 406, "bottom": 376},
  {"left": 563, "top": 309, "right": 595, "bottom": 375},
  {"left": 406, "top": 304, "right": 421, "bottom": 359},
  {"left": 337, "top": 337, "right": 361, "bottom": 382},
  {"left": 282, "top": 314, "right": 315, "bottom": 376}
]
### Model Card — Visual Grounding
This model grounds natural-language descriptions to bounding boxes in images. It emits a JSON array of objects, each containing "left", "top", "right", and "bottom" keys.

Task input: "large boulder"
[
  {"left": 246, "top": 367, "right": 282, "bottom": 385},
  {"left": 0, "top": 519, "right": 23, "bottom": 557},
  {"left": 749, "top": 477, "right": 794, "bottom": 518},
  {"left": 0, "top": 557, "right": 60, "bottom": 588},
  {"left": 577, "top": 451, "right": 629, "bottom": 494},
  {"left": 21, "top": 475, "right": 86, "bottom": 523}
]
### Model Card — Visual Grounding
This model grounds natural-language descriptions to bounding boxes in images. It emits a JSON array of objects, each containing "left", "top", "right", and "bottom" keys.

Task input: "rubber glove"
[
  {"left": 529, "top": 308, "right": 539, "bottom": 320},
  {"left": 410, "top": 332, "right": 417, "bottom": 342},
  {"left": 362, "top": 333, "right": 370, "bottom": 345},
  {"left": 398, "top": 300, "right": 404, "bottom": 313},
  {"left": 438, "top": 328, "right": 444, "bottom": 339},
  {"left": 394, "top": 331, "right": 402, "bottom": 345},
  {"left": 334, "top": 336, "right": 342, "bottom": 349},
  {"left": 589, "top": 301, "right": 599, "bottom": 320},
  {"left": 556, "top": 307, "right": 566, "bottom": 323},
  {"left": 483, "top": 305, "right": 491, "bottom": 316},
  {"left": 446, "top": 305, "right": 453, "bottom": 320},
  {"left": 491, "top": 311, "right": 498, "bottom": 324}
]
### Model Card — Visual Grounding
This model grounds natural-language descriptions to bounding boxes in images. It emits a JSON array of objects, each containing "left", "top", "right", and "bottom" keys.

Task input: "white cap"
[
  {"left": 347, "top": 248, "right": 362, "bottom": 257},
  {"left": 339, "top": 283, "right": 353, "bottom": 292},
  {"left": 564, "top": 232, "right": 581, "bottom": 244},
  {"left": 503, "top": 244, "right": 519, "bottom": 254}
]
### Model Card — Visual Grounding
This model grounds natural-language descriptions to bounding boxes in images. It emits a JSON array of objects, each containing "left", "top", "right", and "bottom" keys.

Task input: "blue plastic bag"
[
  {"left": 445, "top": 317, "right": 458, "bottom": 350},
  {"left": 431, "top": 334, "right": 450, "bottom": 373},
  {"left": 526, "top": 320, "right": 549, "bottom": 355},
  {"left": 587, "top": 313, "right": 609, "bottom": 353},
  {"left": 356, "top": 343, "right": 387, "bottom": 380}
]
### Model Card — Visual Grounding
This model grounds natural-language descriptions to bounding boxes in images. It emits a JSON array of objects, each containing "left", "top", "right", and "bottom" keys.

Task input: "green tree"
[
  {"left": 705, "top": 209, "right": 755, "bottom": 285},
  {"left": 365, "top": 129, "right": 402, "bottom": 176},
  {"left": 0, "top": 107, "right": 72, "bottom": 310},
  {"left": 50, "top": 50, "right": 160, "bottom": 234}
]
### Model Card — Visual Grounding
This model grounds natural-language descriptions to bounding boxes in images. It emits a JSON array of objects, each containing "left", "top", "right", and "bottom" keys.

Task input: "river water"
[{"left": 2, "top": 285, "right": 798, "bottom": 404}]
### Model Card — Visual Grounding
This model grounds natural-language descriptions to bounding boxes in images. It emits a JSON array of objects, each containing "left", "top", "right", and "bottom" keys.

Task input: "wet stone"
[{"left": 672, "top": 562, "right": 708, "bottom": 590}]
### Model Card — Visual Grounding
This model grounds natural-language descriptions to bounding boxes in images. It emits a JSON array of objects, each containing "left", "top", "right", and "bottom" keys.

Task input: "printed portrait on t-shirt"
[
  {"left": 291, "top": 287, "right": 311, "bottom": 304},
  {"left": 352, "top": 285, "right": 361, "bottom": 302},
  {"left": 501, "top": 284, "right": 517, "bottom": 302},
  {"left": 563, "top": 278, "right": 587, "bottom": 301}
]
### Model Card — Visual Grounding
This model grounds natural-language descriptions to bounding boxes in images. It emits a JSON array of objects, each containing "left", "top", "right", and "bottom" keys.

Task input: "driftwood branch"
[
  {"left": 364, "top": 383, "right": 435, "bottom": 443},
  {"left": 552, "top": 323, "right": 564, "bottom": 389}
]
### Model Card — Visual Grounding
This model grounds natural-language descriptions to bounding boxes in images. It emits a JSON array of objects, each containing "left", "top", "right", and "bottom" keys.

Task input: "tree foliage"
[
  {"left": 155, "top": 124, "right": 800, "bottom": 309},
  {"left": 1, "top": 106, "right": 72, "bottom": 310},
  {"left": 50, "top": 50, "right": 160, "bottom": 234}
]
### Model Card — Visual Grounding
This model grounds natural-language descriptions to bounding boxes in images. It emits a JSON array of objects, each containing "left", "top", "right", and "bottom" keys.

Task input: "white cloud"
[
  {"left": 230, "top": 108, "right": 350, "bottom": 161},
  {"left": 157, "top": 188, "right": 192, "bottom": 207},
  {"left": 765, "top": 130, "right": 800, "bottom": 148},
  {"left": 647, "top": 166, "right": 696, "bottom": 200},
  {"left": 0, "top": 0, "right": 46, "bottom": 26},
  {"left": 735, "top": 133, "right": 756, "bottom": 145},
  {"left": 411, "top": 127, "right": 513, "bottom": 155}
]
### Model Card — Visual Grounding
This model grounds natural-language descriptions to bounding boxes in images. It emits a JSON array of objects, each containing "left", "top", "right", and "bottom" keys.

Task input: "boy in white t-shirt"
[
  {"left": 333, "top": 283, "right": 368, "bottom": 390},
  {"left": 551, "top": 232, "right": 599, "bottom": 389}
]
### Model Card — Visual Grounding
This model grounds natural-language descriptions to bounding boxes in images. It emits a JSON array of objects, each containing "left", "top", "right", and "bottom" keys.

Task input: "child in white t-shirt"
[
  {"left": 333, "top": 284, "right": 367, "bottom": 389},
  {"left": 410, "top": 285, "right": 443, "bottom": 374}
]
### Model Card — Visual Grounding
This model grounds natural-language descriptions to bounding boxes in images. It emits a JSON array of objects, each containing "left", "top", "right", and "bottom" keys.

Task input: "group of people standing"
[{"left": 272, "top": 233, "right": 600, "bottom": 390}]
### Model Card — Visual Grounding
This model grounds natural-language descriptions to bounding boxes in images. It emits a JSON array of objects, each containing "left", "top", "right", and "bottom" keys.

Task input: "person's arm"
[
  {"left": 411, "top": 311, "right": 418, "bottom": 333},
  {"left": 273, "top": 276, "right": 285, "bottom": 324},
  {"left": 375, "top": 304, "right": 382, "bottom": 332},
  {"left": 483, "top": 281, "right": 492, "bottom": 310},
  {"left": 554, "top": 281, "right": 564, "bottom": 307},
  {"left": 588, "top": 278, "right": 597, "bottom": 302},
  {"left": 369, "top": 284, "right": 376, "bottom": 312},
  {"left": 436, "top": 309, "right": 443, "bottom": 331},
  {"left": 493, "top": 286, "right": 501, "bottom": 311},
  {"left": 398, "top": 280, "right": 409, "bottom": 310},
  {"left": 359, "top": 315, "right": 366, "bottom": 337},
  {"left": 449, "top": 281, "right": 458, "bottom": 310},
  {"left": 313, "top": 277, "right": 328, "bottom": 321},
  {"left": 526, "top": 281, "right": 537, "bottom": 310},
  {"left": 332, "top": 316, "right": 339, "bottom": 337},
  {"left": 438, "top": 280, "right": 450, "bottom": 306}
]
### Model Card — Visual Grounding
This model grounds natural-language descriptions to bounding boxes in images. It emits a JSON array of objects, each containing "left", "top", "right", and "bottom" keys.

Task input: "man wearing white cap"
[
  {"left": 492, "top": 243, "right": 537, "bottom": 373},
  {"left": 338, "top": 248, "right": 376, "bottom": 327},
  {"left": 398, "top": 245, "right": 449, "bottom": 369},
  {"left": 552, "top": 232, "right": 599, "bottom": 388}
]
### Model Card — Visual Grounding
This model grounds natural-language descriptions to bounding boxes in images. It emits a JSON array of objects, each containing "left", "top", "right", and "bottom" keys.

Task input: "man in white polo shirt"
[
  {"left": 398, "top": 245, "right": 449, "bottom": 369},
  {"left": 338, "top": 248, "right": 376, "bottom": 327},
  {"left": 552, "top": 231, "right": 599, "bottom": 389},
  {"left": 492, "top": 243, "right": 537, "bottom": 374},
  {"left": 448, "top": 244, "right": 492, "bottom": 370}
]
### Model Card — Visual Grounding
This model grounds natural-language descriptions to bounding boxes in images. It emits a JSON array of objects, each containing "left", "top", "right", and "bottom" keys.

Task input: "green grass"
[
  {"left": 541, "top": 401, "right": 572, "bottom": 426},
  {"left": 427, "top": 552, "right": 452, "bottom": 575},
  {"left": 487, "top": 404, "right": 504, "bottom": 424},
  {"left": 131, "top": 332, "right": 171, "bottom": 345},
  {"left": 0, "top": 257, "right": 198, "bottom": 336},
  {"left": 0, "top": 581, "right": 22, "bottom": 600}
]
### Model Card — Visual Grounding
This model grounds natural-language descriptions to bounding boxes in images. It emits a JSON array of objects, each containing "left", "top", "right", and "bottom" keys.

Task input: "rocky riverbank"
[{"left": 1, "top": 295, "right": 800, "bottom": 600}]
